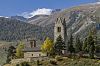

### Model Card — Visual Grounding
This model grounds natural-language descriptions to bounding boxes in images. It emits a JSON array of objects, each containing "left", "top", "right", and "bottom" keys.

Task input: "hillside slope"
[
  {"left": 27, "top": 2, "right": 100, "bottom": 39},
  {"left": 0, "top": 3, "right": 100, "bottom": 42},
  {"left": 0, "top": 17, "right": 53, "bottom": 41}
]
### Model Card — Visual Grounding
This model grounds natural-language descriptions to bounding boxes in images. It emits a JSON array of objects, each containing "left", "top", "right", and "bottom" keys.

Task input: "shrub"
[
  {"left": 55, "top": 56, "right": 63, "bottom": 61},
  {"left": 16, "top": 64, "right": 19, "bottom": 66},
  {"left": 95, "top": 45, "right": 100, "bottom": 53},
  {"left": 36, "top": 60, "right": 39, "bottom": 66},
  {"left": 49, "top": 59, "right": 57, "bottom": 65},
  {"left": 20, "top": 62, "right": 30, "bottom": 66}
]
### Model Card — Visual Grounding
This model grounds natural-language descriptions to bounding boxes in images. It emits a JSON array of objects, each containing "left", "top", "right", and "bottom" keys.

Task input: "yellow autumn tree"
[
  {"left": 41, "top": 37, "right": 54, "bottom": 56},
  {"left": 16, "top": 41, "right": 24, "bottom": 58}
]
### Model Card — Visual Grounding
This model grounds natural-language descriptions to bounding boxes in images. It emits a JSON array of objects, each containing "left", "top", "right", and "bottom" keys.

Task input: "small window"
[
  {"left": 39, "top": 54, "right": 41, "bottom": 57},
  {"left": 57, "top": 27, "right": 61, "bottom": 32},
  {"left": 30, "top": 41, "right": 33, "bottom": 48},
  {"left": 32, "top": 54, "right": 33, "bottom": 56}
]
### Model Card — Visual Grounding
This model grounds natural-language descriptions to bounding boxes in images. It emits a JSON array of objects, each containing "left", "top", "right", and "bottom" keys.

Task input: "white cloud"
[
  {"left": 19, "top": 8, "right": 52, "bottom": 18},
  {"left": 30, "top": 8, "right": 52, "bottom": 17}
]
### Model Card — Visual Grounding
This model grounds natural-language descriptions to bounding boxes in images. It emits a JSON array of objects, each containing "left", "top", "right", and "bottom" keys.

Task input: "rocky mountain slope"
[
  {"left": 0, "top": 2, "right": 100, "bottom": 42},
  {"left": 10, "top": 16, "right": 27, "bottom": 22},
  {"left": 27, "top": 2, "right": 100, "bottom": 40}
]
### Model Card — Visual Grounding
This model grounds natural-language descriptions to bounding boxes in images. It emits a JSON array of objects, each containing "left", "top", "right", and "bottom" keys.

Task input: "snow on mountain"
[
  {"left": 18, "top": 8, "right": 53, "bottom": 18},
  {"left": 0, "top": 16, "right": 9, "bottom": 18}
]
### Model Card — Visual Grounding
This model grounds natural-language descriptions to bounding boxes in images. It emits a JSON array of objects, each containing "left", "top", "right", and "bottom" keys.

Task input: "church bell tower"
[
  {"left": 54, "top": 17, "right": 67, "bottom": 54},
  {"left": 54, "top": 17, "right": 67, "bottom": 44}
]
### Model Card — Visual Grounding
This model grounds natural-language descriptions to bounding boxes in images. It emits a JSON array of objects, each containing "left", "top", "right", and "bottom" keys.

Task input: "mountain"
[
  {"left": 10, "top": 16, "right": 27, "bottom": 22},
  {"left": 28, "top": 11, "right": 60, "bottom": 26},
  {"left": 28, "top": 15, "right": 49, "bottom": 20},
  {"left": 1, "top": 3, "right": 100, "bottom": 66},
  {"left": 0, "top": 9, "right": 61, "bottom": 41},
  {"left": 0, "top": 17, "right": 53, "bottom": 41},
  {"left": 27, "top": 3, "right": 100, "bottom": 39},
  {"left": 0, "top": 3, "right": 100, "bottom": 42},
  {"left": 52, "top": 9, "right": 61, "bottom": 13}
]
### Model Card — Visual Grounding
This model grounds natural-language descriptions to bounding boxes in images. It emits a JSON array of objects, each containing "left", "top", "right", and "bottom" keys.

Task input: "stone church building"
[
  {"left": 11, "top": 17, "right": 68, "bottom": 64},
  {"left": 54, "top": 17, "right": 68, "bottom": 54},
  {"left": 23, "top": 38, "right": 47, "bottom": 58}
]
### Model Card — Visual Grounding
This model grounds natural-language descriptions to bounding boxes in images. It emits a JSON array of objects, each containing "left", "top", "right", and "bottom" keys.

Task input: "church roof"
[
  {"left": 23, "top": 47, "right": 41, "bottom": 52},
  {"left": 22, "top": 38, "right": 42, "bottom": 52}
]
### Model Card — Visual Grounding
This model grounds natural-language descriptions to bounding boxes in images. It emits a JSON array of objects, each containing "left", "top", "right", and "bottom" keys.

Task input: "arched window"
[{"left": 57, "top": 27, "right": 61, "bottom": 32}]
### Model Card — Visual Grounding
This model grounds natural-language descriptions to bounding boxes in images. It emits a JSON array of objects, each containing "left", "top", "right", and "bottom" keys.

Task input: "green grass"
[
  {"left": 0, "top": 48, "right": 7, "bottom": 65},
  {"left": 10, "top": 57, "right": 100, "bottom": 66},
  {"left": 35, "top": 58, "right": 99, "bottom": 66},
  {"left": 57, "top": 57, "right": 100, "bottom": 66},
  {"left": 0, "top": 41, "right": 17, "bottom": 65}
]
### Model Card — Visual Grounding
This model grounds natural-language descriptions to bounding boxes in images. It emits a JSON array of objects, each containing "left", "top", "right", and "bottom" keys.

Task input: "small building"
[
  {"left": 23, "top": 38, "right": 47, "bottom": 59},
  {"left": 11, "top": 39, "right": 47, "bottom": 64}
]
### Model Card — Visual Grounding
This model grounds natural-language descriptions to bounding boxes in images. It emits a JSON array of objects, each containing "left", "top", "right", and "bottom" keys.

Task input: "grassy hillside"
[
  {"left": 0, "top": 48, "right": 7, "bottom": 65},
  {"left": 0, "top": 41, "right": 17, "bottom": 65},
  {"left": 4, "top": 57, "right": 100, "bottom": 66}
]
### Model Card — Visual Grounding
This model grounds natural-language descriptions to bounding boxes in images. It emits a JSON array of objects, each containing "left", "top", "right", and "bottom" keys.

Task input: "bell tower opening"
[
  {"left": 57, "top": 27, "right": 61, "bottom": 32},
  {"left": 29, "top": 39, "right": 36, "bottom": 48}
]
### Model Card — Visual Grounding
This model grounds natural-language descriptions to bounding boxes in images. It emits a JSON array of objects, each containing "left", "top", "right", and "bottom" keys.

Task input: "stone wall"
[
  {"left": 24, "top": 52, "right": 47, "bottom": 58},
  {"left": 11, "top": 58, "right": 31, "bottom": 64},
  {"left": 54, "top": 17, "right": 67, "bottom": 42},
  {"left": 54, "top": 17, "right": 68, "bottom": 54}
]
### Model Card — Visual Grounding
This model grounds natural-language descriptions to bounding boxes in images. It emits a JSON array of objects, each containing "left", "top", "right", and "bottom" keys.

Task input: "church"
[{"left": 54, "top": 17, "right": 68, "bottom": 54}]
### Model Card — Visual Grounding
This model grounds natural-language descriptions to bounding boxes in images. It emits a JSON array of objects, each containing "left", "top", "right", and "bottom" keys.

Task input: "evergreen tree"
[
  {"left": 6, "top": 46, "right": 15, "bottom": 63},
  {"left": 89, "top": 43, "right": 95, "bottom": 59},
  {"left": 82, "top": 31, "right": 95, "bottom": 58},
  {"left": 54, "top": 35, "right": 66, "bottom": 55},
  {"left": 75, "top": 36, "right": 82, "bottom": 53},
  {"left": 82, "top": 38, "right": 88, "bottom": 53},
  {"left": 87, "top": 33, "right": 95, "bottom": 59},
  {"left": 68, "top": 35, "right": 75, "bottom": 54}
]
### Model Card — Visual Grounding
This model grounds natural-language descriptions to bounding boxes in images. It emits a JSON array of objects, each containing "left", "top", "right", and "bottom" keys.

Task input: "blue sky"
[{"left": 0, "top": 0, "right": 97, "bottom": 16}]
